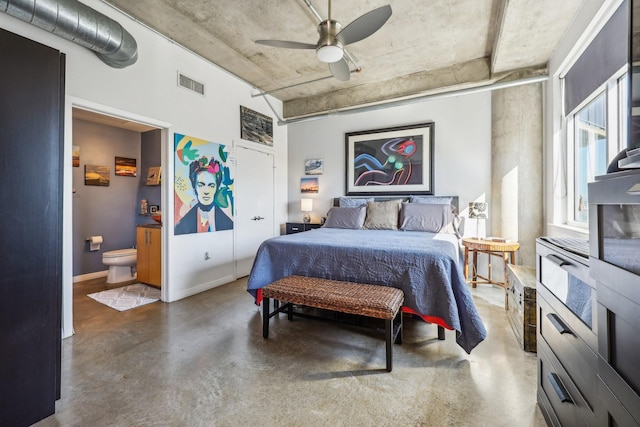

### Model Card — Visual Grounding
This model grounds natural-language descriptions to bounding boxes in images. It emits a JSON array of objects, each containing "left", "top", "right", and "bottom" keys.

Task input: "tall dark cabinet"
[
  {"left": 589, "top": 171, "right": 640, "bottom": 426},
  {"left": 584, "top": 0, "right": 640, "bottom": 424},
  {"left": 0, "top": 29, "right": 65, "bottom": 426}
]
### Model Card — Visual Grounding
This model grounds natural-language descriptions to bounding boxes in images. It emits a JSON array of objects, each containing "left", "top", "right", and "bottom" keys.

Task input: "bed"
[{"left": 247, "top": 196, "right": 487, "bottom": 354}]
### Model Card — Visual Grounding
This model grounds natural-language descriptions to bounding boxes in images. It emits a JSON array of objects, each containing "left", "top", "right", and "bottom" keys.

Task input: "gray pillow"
[
  {"left": 409, "top": 196, "right": 454, "bottom": 206},
  {"left": 400, "top": 203, "right": 461, "bottom": 237},
  {"left": 338, "top": 196, "right": 374, "bottom": 208},
  {"left": 323, "top": 206, "right": 366, "bottom": 229},
  {"left": 363, "top": 199, "right": 403, "bottom": 230}
]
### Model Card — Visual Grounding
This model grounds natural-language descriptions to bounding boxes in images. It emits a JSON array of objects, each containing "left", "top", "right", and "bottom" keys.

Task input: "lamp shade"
[
  {"left": 468, "top": 202, "right": 488, "bottom": 219},
  {"left": 301, "top": 198, "right": 313, "bottom": 212}
]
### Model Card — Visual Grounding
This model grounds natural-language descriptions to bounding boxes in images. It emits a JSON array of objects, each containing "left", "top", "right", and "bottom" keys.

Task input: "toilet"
[{"left": 102, "top": 248, "right": 137, "bottom": 283}]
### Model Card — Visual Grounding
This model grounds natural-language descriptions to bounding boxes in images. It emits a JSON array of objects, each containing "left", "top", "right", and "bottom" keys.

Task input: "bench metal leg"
[
  {"left": 385, "top": 318, "right": 393, "bottom": 372},
  {"left": 262, "top": 296, "right": 270, "bottom": 339},
  {"left": 395, "top": 311, "right": 403, "bottom": 345}
]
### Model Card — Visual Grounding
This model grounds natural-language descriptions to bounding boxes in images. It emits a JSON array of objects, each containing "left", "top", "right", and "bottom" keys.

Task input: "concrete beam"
[{"left": 283, "top": 59, "right": 547, "bottom": 119}]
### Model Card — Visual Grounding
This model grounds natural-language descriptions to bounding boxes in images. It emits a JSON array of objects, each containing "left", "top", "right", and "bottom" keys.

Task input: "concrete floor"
[{"left": 36, "top": 278, "right": 546, "bottom": 427}]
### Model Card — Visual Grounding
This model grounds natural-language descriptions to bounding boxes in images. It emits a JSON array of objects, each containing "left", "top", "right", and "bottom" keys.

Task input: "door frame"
[
  {"left": 63, "top": 97, "right": 172, "bottom": 338},
  {"left": 232, "top": 139, "right": 277, "bottom": 279}
]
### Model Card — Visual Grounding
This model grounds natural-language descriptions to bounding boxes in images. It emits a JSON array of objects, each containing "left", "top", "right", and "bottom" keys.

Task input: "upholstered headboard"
[{"left": 333, "top": 195, "right": 460, "bottom": 211}]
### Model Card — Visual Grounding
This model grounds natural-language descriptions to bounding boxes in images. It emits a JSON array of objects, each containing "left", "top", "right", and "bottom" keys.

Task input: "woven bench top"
[{"left": 262, "top": 275, "right": 404, "bottom": 320}]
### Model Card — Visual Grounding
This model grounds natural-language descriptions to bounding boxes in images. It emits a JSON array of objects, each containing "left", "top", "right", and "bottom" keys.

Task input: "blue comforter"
[{"left": 247, "top": 228, "right": 487, "bottom": 353}]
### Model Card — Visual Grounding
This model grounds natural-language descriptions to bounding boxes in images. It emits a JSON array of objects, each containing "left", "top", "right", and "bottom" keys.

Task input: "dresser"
[
  {"left": 588, "top": 170, "right": 640, "bottom": 426},
  {"left": 536, "top": 238, "right": 598, "bottom": 427}
]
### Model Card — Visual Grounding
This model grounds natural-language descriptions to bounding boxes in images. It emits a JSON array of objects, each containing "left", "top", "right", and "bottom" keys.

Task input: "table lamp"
[
  {"left": 301, "top": 198, "right": 313, "bottom": 223},
  {"left": 468, "top": 202, "right": 488, "bottom": 238}
]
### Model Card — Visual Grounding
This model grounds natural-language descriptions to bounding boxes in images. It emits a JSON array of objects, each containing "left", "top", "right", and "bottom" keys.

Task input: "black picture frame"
[
  {"left": 345, "top": 122, "right": 434, "bottom": 195},
  {"left": 240, "top": 106, "right": 273, "bottom": 146}
]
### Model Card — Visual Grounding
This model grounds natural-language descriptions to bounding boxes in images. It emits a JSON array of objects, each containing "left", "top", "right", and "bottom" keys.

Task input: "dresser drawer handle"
[
  {"left": 547, "top": 373, "right": 573, "bottom": 404},
  {"left": 545, "top": 254, "right": 570, "bottom": 267},
  {"left": 547, "top": 313, "right": 573, "bottom": 335}
]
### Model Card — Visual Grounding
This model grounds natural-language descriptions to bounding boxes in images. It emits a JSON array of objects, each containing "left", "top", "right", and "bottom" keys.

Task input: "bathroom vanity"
[{"left": 137, "top": 225, "right": 161, "bottom": 287}]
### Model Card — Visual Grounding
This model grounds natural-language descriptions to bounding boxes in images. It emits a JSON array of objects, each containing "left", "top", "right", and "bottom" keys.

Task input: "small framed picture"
[
  {"left": 149, "top": 205, "right": 159, "bottom": 214},
  {"left": 301, "top": 177, "right": 319, "bottom": 193},
  {"left": 305, "top": 158, "right": 323, "bottom": 175},
  {"left": 115, "top": 156, "right": 137, "bottom": 177},
  {"left": 146, "top": 166, "right": 161, "bottom": 185}
]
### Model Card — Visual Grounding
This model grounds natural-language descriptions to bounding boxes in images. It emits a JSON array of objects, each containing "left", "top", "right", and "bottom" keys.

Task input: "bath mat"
[{"left": 88, "top": 283, "right": 160, "bottom": 312}]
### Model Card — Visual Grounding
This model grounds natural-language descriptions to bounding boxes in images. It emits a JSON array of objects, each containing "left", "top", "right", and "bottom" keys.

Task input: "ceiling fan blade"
[
  {"left": 336, "top": 5, "right": 392, "bottom": 45},
  {"left": 329, "top": 58, "right": 350, "bottom": 81},
  {"left": 255, "top": 40, "right": 316, "bottom": 50}
]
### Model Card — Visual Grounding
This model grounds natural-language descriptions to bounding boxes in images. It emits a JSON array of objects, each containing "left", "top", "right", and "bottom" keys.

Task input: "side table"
[
  {"left": 461, "top": 237, "right": 520, "bottom": 293},
  {"left": 285, "top": 222, "right": 322, "bottom": 234}
]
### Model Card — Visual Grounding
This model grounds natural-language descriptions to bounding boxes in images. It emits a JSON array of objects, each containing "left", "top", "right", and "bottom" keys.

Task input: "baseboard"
[
  {"left": 167, "top": 274, "right": 235, "bottom": 302},
  {"left": 73, "top": 270, "right": 108, "bottom": 283}
]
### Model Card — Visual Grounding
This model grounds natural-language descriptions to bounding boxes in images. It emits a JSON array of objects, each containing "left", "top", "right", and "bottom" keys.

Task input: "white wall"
[
  {"left": 543, "top": 0, "right": 621, "bottom": 237},
  {"left": 287, "top": 92, "right": 492, "bottom": 231},
  {"left": 0, "top": 0, "right": 288, "bottom": 338}
]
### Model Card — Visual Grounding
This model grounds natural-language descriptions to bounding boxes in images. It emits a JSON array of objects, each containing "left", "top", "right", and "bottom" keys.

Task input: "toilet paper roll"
[{"left": 89, "top": 235, "right": 103, "bottom": 251}]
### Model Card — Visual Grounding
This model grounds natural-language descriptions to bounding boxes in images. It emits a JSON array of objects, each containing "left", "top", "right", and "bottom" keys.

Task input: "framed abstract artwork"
[{"left": 345, "top": 122, "right": 434, "bottom": 195}]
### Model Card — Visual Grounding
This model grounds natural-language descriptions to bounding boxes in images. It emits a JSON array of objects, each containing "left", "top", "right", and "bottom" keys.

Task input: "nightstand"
[{"left": 285, "top": 222, "right": 322, "bottom": 234}]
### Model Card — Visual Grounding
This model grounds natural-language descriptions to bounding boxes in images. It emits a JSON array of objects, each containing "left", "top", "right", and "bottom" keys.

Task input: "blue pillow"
[
  {"left": 338, "top": 196, "right": 374, "bottom": 208},
  {"left": 409, "top": 196, "right": 454, "bottom": 206},
  {"left": 400, "top": 203, "right": 461, "bottom": 237}
]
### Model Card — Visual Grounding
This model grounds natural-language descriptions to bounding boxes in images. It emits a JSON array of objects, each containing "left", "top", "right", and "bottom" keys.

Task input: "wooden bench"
[{"left": 262, "top": 275, "right": 404, "bottom": 372}]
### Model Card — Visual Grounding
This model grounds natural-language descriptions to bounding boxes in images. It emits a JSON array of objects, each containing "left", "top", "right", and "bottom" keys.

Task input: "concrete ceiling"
[{"left": 101, "top": 0, "right": 585, "bottom": 120}]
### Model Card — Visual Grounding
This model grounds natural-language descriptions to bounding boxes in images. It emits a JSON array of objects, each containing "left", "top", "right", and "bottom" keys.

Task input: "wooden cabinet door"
[
  {"left": 136, "top": 227, "right": 151, "bottom": 284},
  {"left": 136, "top": 227, "right": 161, "bottom": 287},
  {"left": 148, "top": 228, "right": 162, "bottom": 286}
]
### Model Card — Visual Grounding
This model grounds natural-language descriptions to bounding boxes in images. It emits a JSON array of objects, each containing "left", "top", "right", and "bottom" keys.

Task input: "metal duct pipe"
[{"left": 0, "top": 0, "right": 137, "bottom": 68}]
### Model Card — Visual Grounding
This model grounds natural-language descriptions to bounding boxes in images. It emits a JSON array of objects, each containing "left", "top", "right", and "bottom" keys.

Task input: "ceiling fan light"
[{"left": 316, "top": 45, "right": 343, "bottom": 63}]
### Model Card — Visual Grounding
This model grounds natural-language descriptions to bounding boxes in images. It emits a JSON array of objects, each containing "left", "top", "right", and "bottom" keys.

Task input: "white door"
[{"left": 234, "top": 145, "right": 276, "bottom": 277}]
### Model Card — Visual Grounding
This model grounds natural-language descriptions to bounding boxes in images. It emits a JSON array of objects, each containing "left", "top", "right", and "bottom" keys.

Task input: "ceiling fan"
[{"left": 255, "top": 0, "right": 392, "bottom": 82}]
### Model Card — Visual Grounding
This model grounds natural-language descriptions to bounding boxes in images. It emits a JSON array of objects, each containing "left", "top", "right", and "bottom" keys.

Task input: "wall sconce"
[
  {"left": 468, "top": 202, "right": 488, "bottom": 238},
  {"left": 301, "top": 198, "right": 313, "bottom": 223}
]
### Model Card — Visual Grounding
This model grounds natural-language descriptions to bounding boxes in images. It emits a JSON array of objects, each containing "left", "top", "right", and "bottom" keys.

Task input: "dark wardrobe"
[{"left": 0, "top": 28, "right": 64, "bottom": 426}]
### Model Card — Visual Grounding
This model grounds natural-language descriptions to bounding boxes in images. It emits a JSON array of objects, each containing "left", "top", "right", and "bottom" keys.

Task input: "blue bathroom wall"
[
  {"left": 137, "top": 129, "right": 162, "bottom": 226},
  {"left": 72, "top": 119, "right": 143, "bottom": 277}
]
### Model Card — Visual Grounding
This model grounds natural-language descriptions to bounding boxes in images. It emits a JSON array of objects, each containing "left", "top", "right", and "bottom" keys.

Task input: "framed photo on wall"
[
  {"left": 84, "top": 165, "right": 110, "bottom": 186},
  {"left": 240, "top": 106, "right": 273, "bottom": 146},
  {"left": 345, "top": 122, "right": 434, "bottom": 195},
  {"left": 305, "top": 158, "right": 323, "bottom": 175},
  {"left": 146, "top": 166, "right": 161, "bottom": 185},
  {"left": 115, "top": 156, "right": 137, "bottom": 177}
]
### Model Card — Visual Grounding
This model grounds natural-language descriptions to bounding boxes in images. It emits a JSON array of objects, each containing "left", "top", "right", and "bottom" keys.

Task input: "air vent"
[{"left": 178, "top": 72, "right": 205, "bottom": 95}]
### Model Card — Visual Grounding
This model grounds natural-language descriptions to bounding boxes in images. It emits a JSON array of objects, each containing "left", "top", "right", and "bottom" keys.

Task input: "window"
[{"left": 565, "top": 71, "right": 627, "bottom": 227}]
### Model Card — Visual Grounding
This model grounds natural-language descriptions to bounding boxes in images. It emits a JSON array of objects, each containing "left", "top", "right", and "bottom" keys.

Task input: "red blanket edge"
[{"left": 255, "top": 289, "right": 454, "bottom": 331}]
